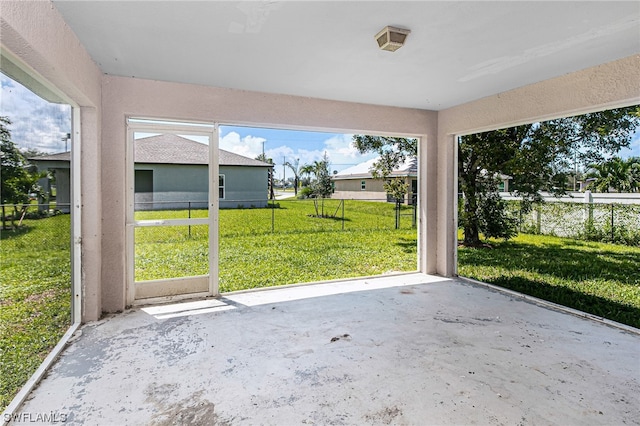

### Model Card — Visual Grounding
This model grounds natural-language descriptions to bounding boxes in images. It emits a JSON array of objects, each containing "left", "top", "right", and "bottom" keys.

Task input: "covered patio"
[
  {"left": 16, "top": 274, "right": 640, "bottom": 424},
  {"left": 1, "top": 1, "right": 639, "bottom": 423}
]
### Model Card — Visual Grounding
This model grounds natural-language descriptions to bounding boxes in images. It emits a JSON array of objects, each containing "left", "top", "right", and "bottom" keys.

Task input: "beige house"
[
  {"left": 332, "top": 157, "right": 417, "bottom": 204},
  {"left": 1, "top": 2, "right": 637, "bottom": 323}
]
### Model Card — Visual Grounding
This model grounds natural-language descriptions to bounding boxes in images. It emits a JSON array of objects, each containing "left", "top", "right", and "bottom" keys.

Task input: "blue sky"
[
  {"left": 219, "top": 126, "right": 376, "bottom": 179},
  {"left": 2, "top": 73, "right": 639, "bottom": 180}
]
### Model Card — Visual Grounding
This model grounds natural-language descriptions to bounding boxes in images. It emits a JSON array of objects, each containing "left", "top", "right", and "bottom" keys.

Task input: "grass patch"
[
  {"left": 219, "top": 230, "right": 416, "bottom": 291},
  {"left": 0, "top": 215, "right": 71, "bottom": 411},
  {"left": 458, "top": 233, "right": 640, "bottom": 328},
  {"left": 134, "top": 199, "right": 418, "bottom": 286}
]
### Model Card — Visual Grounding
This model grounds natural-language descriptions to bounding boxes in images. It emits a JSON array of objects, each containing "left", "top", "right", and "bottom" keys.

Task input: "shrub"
[{"left": 297, "top": 186, "right": 313, "bottom": 199}]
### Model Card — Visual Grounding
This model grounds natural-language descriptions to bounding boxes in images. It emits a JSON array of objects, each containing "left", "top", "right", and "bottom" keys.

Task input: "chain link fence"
[
  {"left": 132, "top": 197, "right": 418, "bottom": 282},
  {"left": 1, "top": 202, "right": 71, "bottom": 232},
  {"left": 134, "top": 197, "right": 418, "bottom": 234},
  {"left": 507, "top": 200, "right": 640, "bottom": 246}
]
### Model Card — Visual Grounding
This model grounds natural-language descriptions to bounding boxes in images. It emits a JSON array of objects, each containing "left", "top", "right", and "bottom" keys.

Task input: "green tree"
[
  {"left": 353, "top": 135, "right": 418, "bottom": 229},
  {"left": 311, "top": 153, "right": 332, "bottom": 195},
  {"left": 354, "top": 106, "right": 639, "bottom": 246},
  {"left": 284, "top": 158, "right": 302, "bottom": 196},
  {"left": 256, "top": 153, "right": 275, "bottom": 199},
  {"left": 353, "top": 135, "right": 417, "bottom": 203},
  {"left": 459, "top": 128, "right": 526, "bottom": 245},
  {"left": 1, "top": 117, "right": 42, "bottom": 205},
  {"left": 1, "top": 117, "right": 46, "bottom": 228},
  {"left": 301, "top": 153, "right": 333, "bottom": 216},
  {"left": 586, "top": 156, "right": 640, "bottom": 193},
  {"left": 299, "top": 163, "right": 315, "bottom": 188},
  {"left": 459, "top": 106, "right": 639, "bottom": 245}
]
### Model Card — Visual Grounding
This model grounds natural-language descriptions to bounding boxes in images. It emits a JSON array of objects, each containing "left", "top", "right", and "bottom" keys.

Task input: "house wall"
[
  {"left": 53, "top": 169, "right": 71, "bottom": 213},
  {"left": 133, "top": 163, "right": 270, "bottom": 209},
  {"left": 333, "top": 178, "right": 387, "bottom": 201},
  {"left": 134, "top": 163, "right": 208, "bottom": 210},
  {"left": 32, "top": 160, "right": 72, "bottom": 213},
  {"left": 221, "top": 166, "right": 269, "bottom": 208},
  {"left": 333, "top": 178, "right": 417, "bottom": 204}
]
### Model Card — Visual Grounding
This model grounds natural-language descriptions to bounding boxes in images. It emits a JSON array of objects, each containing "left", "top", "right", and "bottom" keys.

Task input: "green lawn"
[
  {"left": 0, "top": 215, "right": 71, "bottom": 411},
  {"left": 134, "top": 199, "right": 418, "bottom": 288},
  {"left": 458, "top": 233, "right": 640, "bottom": 328},
  {"left": 2, "top": 201, "right": 639, "bottom": 411}
]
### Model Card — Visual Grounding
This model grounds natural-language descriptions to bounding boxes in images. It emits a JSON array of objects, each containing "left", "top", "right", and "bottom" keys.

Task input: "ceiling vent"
[{"left": 375, "top": 26, "right": 411, "bottom": 52}]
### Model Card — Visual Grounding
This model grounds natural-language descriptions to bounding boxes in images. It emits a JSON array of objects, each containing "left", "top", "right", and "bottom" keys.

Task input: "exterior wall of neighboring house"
[
  {"left": 36, "top": 161, "right": 270, "bottom": 212},
  {"left": 134, "top": 163, "right": 208, "bottom": 210},
  {"left": 221, "top": 166, "right": 269, "bottom": 208},
  {"left": 333, "top": 177, "right": 417, "bottom": 204},
  {"left": 331, "top": 157, "right": 418, "bottom": 204},
  {"left": 333, "top": 178, "right": 386, "bottom": 201},
  {"left": 52, "top": 168, "right": 71, "bottom": 213},
  {"left": 32, "top": 159, "right": 72, "bottom": 213},
  {"left": 134, "top": 164, "right": 269, "bottom": 209}
]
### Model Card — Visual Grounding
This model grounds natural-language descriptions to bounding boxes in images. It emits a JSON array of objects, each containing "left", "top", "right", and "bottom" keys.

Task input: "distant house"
[
  {"left": 31, "top": 151, "right": 72, "bottom": 213},
  {"left": 32, "top": 134, "right": 273, "bottom": 211},
  {"left": 332, "top": 157, "right": 418, "bottom": 205}
]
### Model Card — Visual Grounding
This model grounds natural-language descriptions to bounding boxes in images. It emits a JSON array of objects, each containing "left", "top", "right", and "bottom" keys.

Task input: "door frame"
[{"left": 125, "top": 117, "right": 219, "bottom": 305}]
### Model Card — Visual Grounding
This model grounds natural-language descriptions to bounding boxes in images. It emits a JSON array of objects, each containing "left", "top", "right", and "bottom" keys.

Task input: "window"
[
  {"left": 219, "top": 174, "right": 225, "bottom": 199},
  {"left": 361, "top": 180, "right": 366, "bottom": 190},
  {"left": 134, "top": 170, "right": 153, "bottom": 193}
]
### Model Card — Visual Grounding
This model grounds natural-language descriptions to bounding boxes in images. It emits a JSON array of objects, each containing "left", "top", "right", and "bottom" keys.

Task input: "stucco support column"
[
  {"left": 80, "top": 106, "right": 102, "bottom": 321},
  {"left": 419, "top": 127, "right": 438, "bottom": 274},
  {"left": 436, "top": 131, "right": 457, "bottom": 277}
]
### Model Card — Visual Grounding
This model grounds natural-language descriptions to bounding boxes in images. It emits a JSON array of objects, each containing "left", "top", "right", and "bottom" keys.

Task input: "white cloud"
[
  {"left": 220, "top": 130, "right": 378, "bottom": 179},
  {"left": 219, "top": 131, "right": 266, "bottom": 159},
  {"left": 321, "top": 134, "right": 377, "bottom": 172},
  {"left": 323, "top": 134, "right": 357, "bottom": 157},
  {"left": 1, "top": 75, "right": 71, "bottom": 153}
]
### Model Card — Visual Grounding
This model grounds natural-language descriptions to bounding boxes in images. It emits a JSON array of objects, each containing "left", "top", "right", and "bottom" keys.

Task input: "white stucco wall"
[
  {"left": 1, "top": 1, "right": 103, "bottom": 321},
  {"left": 101, "top": 75, "right": 436, "bottom": 312}
]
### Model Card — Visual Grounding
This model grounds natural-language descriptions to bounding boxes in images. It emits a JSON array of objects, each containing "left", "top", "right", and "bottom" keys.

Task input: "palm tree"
[
  {"left": 284, "top": 158, "right": 302, "bottom": 196},
  {"left": 586, "top": 156, "right": 639, "bottom": 193},
  {"left": 299, "top": 163, "right": 315, "bottom": 187},
  {"left": 256, "top": 153, "right": 275, "bottom": 199}
]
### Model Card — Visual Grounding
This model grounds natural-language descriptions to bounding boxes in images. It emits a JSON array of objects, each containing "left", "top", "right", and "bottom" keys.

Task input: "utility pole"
[
  {"left": 283, "top": 156, "right": 286, "bottom": 189},
  {"left": 62, "top": 133, "right": 71, "bottom": 152}
]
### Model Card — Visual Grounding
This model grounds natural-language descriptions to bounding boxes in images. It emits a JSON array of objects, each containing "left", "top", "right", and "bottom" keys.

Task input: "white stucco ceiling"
[{"left": 52, "top": 1, "right": 640, "bottom": 111}]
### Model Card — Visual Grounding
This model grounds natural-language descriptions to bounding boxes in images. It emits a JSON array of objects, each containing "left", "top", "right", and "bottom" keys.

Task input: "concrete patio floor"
[{"left": 11, "top": 273, "right": 640, "bottom": 425}]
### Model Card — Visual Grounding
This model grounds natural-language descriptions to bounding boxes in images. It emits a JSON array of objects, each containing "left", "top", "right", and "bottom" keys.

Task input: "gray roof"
[
  {"left": 136, "top": 134, "right": 272, "bottom": 167},
  {"left": 333, "top": 156, "right": 417, "bottom": 180},
  {"left": 32, "top": 151, "right": 71, "bottom": 162},
  {"left": 31, "top": 134, "right": 272, "bottom": 167}
]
